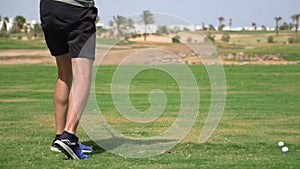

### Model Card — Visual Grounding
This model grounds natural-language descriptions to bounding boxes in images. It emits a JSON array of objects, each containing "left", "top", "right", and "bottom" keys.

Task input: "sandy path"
[
  {"left": 0, "top": 49, "right": 55, "bottom": 65},
  {"left": 0, "top": 47, "right": 296, "bottom": 65}
]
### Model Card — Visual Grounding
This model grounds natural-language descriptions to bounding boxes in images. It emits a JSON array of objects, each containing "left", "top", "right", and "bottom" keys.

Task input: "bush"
[
  {"left": 0, "top": 32, "right": 10, "bottom": 38},
  {"left": 257, "top": 39, "right": 261, "bottom": 43},
  {"left": 267, "top": 36, "right": 274, "bottom": 43},
  {"left": 288, "top": 36, "right": 300, "bottom": 44},
  {"left": 205, "top": 33, "right": 215, "bottom": 42},
  {"left": 221, "top": 34, "right": 230, "bottom": 42},
  {"left": 186, "top": 37, "right": 193, "bottom": 43},
  {"left": 172, "top": 35, "right": 181, "bottom": 43}
]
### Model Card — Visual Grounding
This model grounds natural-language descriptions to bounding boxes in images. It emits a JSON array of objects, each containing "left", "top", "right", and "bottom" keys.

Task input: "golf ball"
[
  {"left": 277, "top": 141, "right": 284, "bottom": 147},
  {"left": 281, "top": 146, "right": 289, "bottom": 152}
]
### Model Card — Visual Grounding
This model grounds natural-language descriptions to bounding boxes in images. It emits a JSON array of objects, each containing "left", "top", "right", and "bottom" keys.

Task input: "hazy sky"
[{"left": 0, "top": 0, "right": 299, "bottom": 27}]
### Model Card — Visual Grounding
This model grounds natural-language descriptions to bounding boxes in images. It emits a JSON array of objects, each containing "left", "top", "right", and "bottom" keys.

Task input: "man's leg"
[
  {"left": 65, "top": 58, "right": 93, "bottom": 134},
  {"left": 54, "top": 58, "right": 93, "bottom": 159},
  {"left": 53, "top": 53, "right": 72, "bottom": 135}
]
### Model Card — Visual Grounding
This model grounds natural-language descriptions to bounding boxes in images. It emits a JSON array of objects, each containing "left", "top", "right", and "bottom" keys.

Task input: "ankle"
[
  {"left": 55, "top": 134, "right": 62, "bottom": 140},
  {"left": 61, "top": 131, "right": 78, "bottom": 142}
]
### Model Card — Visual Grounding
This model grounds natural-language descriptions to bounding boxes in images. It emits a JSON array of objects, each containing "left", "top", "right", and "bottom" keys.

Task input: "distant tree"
[
  {"left": 261, "top": 25, "right": 267, "bottom": 31},
  {"left": 218, "top": 17, "right": 225, "bottom": 31},
  {"left": 229, "top": 18, "right": 232, "bottom": 30},
  {"left": 141, "top": 10, "right": 155, "bottom": 41},
  {"left": 1, "top": 16, "right": 9, "bottom": 32},
  {"left": 208, "top": 24, "right": 216, "bottom": 31},
  {"left": 221, "top": 33, "right": 230, "bottom": 42},
  {"left": 0, "top": 16, "right": 10, "bottom": 37},
  {"left": 279, "top": 22, "right": 288, "bottom": 30},
  {"left": 33, "top": 23, "right": 42, "bottom": 39},
  {"left": 183, "top": 27, "right": 191, "bottom": 32},
  {"left": 205, "top": 33, "right": 215, "bottom": 42},
  {"left": 110, "top": 15, "right": 127, "bottom": 39},
  {"left": 186, "top": 37, "right": 193, "bottom": 43},
  {"left": 4, "top": 17, "right": 9, "bottom": 26},
  {"left": 289, "top": 23, "right": 294, "bottom": 30},
  {"left": 267, "top": 36, "right": 274, "bottom": 43},
  {"left": 291, "top": 14, "right": 300, "bottom": 33},
  {"left": 170, "top": 26, "right": 180, "bottom": 33},
  {"left": 14, "top": 15, "right": 26, "bottom": 39},
  {"left": 201, "top": 22, "right": 207, "bottom": 31},
  {"left": 279, "top": 22, "right": 292, "bottom": 30},
  {"left": 126, "top": 18, "right": 135, "bottom": 33},
  {"left": 156, "top": 25, "right": 169, "bottom": 35},
  {"left": 251, "top": 22, "right": 257, "bottom": 30},
  {"left": 108, "top": 20, "right": 114, "bottom": 37},
  {"left": 172, "top": 35, "right": 181, "bottom": 43},
  {"left": 274, "top": 16, "right": 282, "bottom": 36}
]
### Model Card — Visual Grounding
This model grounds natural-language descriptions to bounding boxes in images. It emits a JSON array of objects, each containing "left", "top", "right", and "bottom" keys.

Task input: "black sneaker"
[
  {"left": 50, "top": 141, "right": 93, "bottom": 153},
  {"left": 50, "top": 141, "right": 61, "bottom": 153},
  {"left": 54, "top": 132, "right": 89, "bottom": 160}
]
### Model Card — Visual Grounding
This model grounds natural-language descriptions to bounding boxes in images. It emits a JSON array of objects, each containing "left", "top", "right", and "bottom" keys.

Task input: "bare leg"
[
  {"left": 64, "top": 58, "right": 93, "bottom": 134},
  {"left": 53, "top": 53, "right": 73, "bottom": 135}
]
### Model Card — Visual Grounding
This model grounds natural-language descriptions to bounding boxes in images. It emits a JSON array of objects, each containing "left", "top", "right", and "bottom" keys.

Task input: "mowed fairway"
[{"left": 1, "top": 64, "right": 300, "bottom": 168}]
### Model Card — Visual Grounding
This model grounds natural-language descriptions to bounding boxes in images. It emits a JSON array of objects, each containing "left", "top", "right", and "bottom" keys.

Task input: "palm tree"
[
  {"left": 14, "top": 15, "right": 26, "bottom": 39},
  {"left": 141, "top": 10, "right": 154, "bottom": 41},
  {"left": 218, "top": 17, "right": 225, "bottom": 31},
  {"left": 209, "top": 24, "right": 216, "bottom": 31},
  {"left": 111, "top": 15, "right": 127, "bottom": 39},
  {"left": 33, "top": 23, "right": 42, "bottom": 39},
  {"left": 291, "top": 14, "right": 300, "bottom": 33},
  {"left": 1, "top": 16, "right": 9, "bottom": 32},
  {"left": 274, "top": 16, "right": 282, "bottom": 36},
  {"left": 229, "top": 18, "right": 232, "bottom": 30},
  {"left": 201, "top": 22, "right": 207, "bottom": 31},
  {"left": 251, "top": 22, "right": 257, "bottom": 30},
  {"left": 126, "top": 18, "right": 135, "bottom": 33}
]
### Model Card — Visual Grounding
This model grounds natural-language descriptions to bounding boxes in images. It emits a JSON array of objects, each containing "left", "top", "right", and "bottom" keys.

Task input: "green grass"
[
  {"left": 218, "top": 43, "right": 300, "bottom": 61},
  {"left": 1, "top": 64, "right": 300, "bottom": 168},
  {"left": 195, "top": 30, "right": 300, "bottom": 61},
  {"left": 0, "top": 37, "right": 134, "bottom": 50},
  {"left": 96, "top": 38, "right": 120, "bottom": 45},
  {"left": 242, "top": 44, "right": 300, "bottom": 61},
  {"left": 0, "top": 38, "right": 47, "bottom": 49}
]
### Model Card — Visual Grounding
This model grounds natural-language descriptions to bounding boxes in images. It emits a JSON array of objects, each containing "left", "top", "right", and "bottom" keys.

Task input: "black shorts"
[{"left": 40, "top": 0, "right": 98, "bottom": 60}]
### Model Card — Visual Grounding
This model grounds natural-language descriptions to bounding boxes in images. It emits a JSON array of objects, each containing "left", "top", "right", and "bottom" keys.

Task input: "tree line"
[
  {"left": 106, "top": 10, "right": 154, "bottom": 41},
  {"left": 0, "top": 15, "right": 42, "bottom": 39},
  {"left": 1, "top": 12, "right": 299, "bottom": 40},
  {"left": 104, "top": 11, "right": 300, "bottom": 40},
  {"left": 210, "top": 14, "right": 299, "bottom": 34}
]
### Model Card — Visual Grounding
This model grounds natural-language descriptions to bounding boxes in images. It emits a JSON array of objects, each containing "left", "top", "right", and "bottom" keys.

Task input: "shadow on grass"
[
  {"left": 81, "top": 137, "right": 179, "bottom": 156},
  {"left": 81, "top": 140, "right": 106, "bottom": 155}
]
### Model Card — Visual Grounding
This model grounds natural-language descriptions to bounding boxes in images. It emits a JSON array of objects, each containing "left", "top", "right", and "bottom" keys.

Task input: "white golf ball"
[
  {"left": 277, "top": 141, "right": 284, "bottom": 147},
  {"left": 281, "top": 146, "right": 289, "bottom": 152}
]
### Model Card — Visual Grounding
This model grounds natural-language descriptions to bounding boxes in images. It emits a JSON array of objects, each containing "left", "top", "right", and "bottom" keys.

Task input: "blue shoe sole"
[
  {"left": 51, "top": 144, "right": 92, "bottom": 153},
  {"left": 79, "top": 143, "right": 93, "bottom": 153}
]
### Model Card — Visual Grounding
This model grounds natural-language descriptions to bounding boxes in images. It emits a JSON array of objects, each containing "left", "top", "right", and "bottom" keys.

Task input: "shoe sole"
[
  {"left": 50, "top": 146, "right": 92, "bottom": 153},
  {"left": 82, "top": 149, "right": 92, "bottom": 153},
  {"left": 50, "top": 146, "right": 61, "bottom": 153},
  {"left": 54, "top": 140, "right": 79, "bottom": 160}
]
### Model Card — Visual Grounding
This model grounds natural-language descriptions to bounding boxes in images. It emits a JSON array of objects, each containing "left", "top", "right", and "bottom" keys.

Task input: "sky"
[{"left": 0, "top": 0, "right": 299, "bottom": 27}]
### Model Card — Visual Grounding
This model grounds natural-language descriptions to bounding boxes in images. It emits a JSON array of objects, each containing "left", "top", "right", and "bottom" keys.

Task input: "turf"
[
  {"left": 0, "top": 38, "right": 47, "bottom": 49},
  {"left": 0, "top": 64, "right": 300, "bottom": 168}
]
